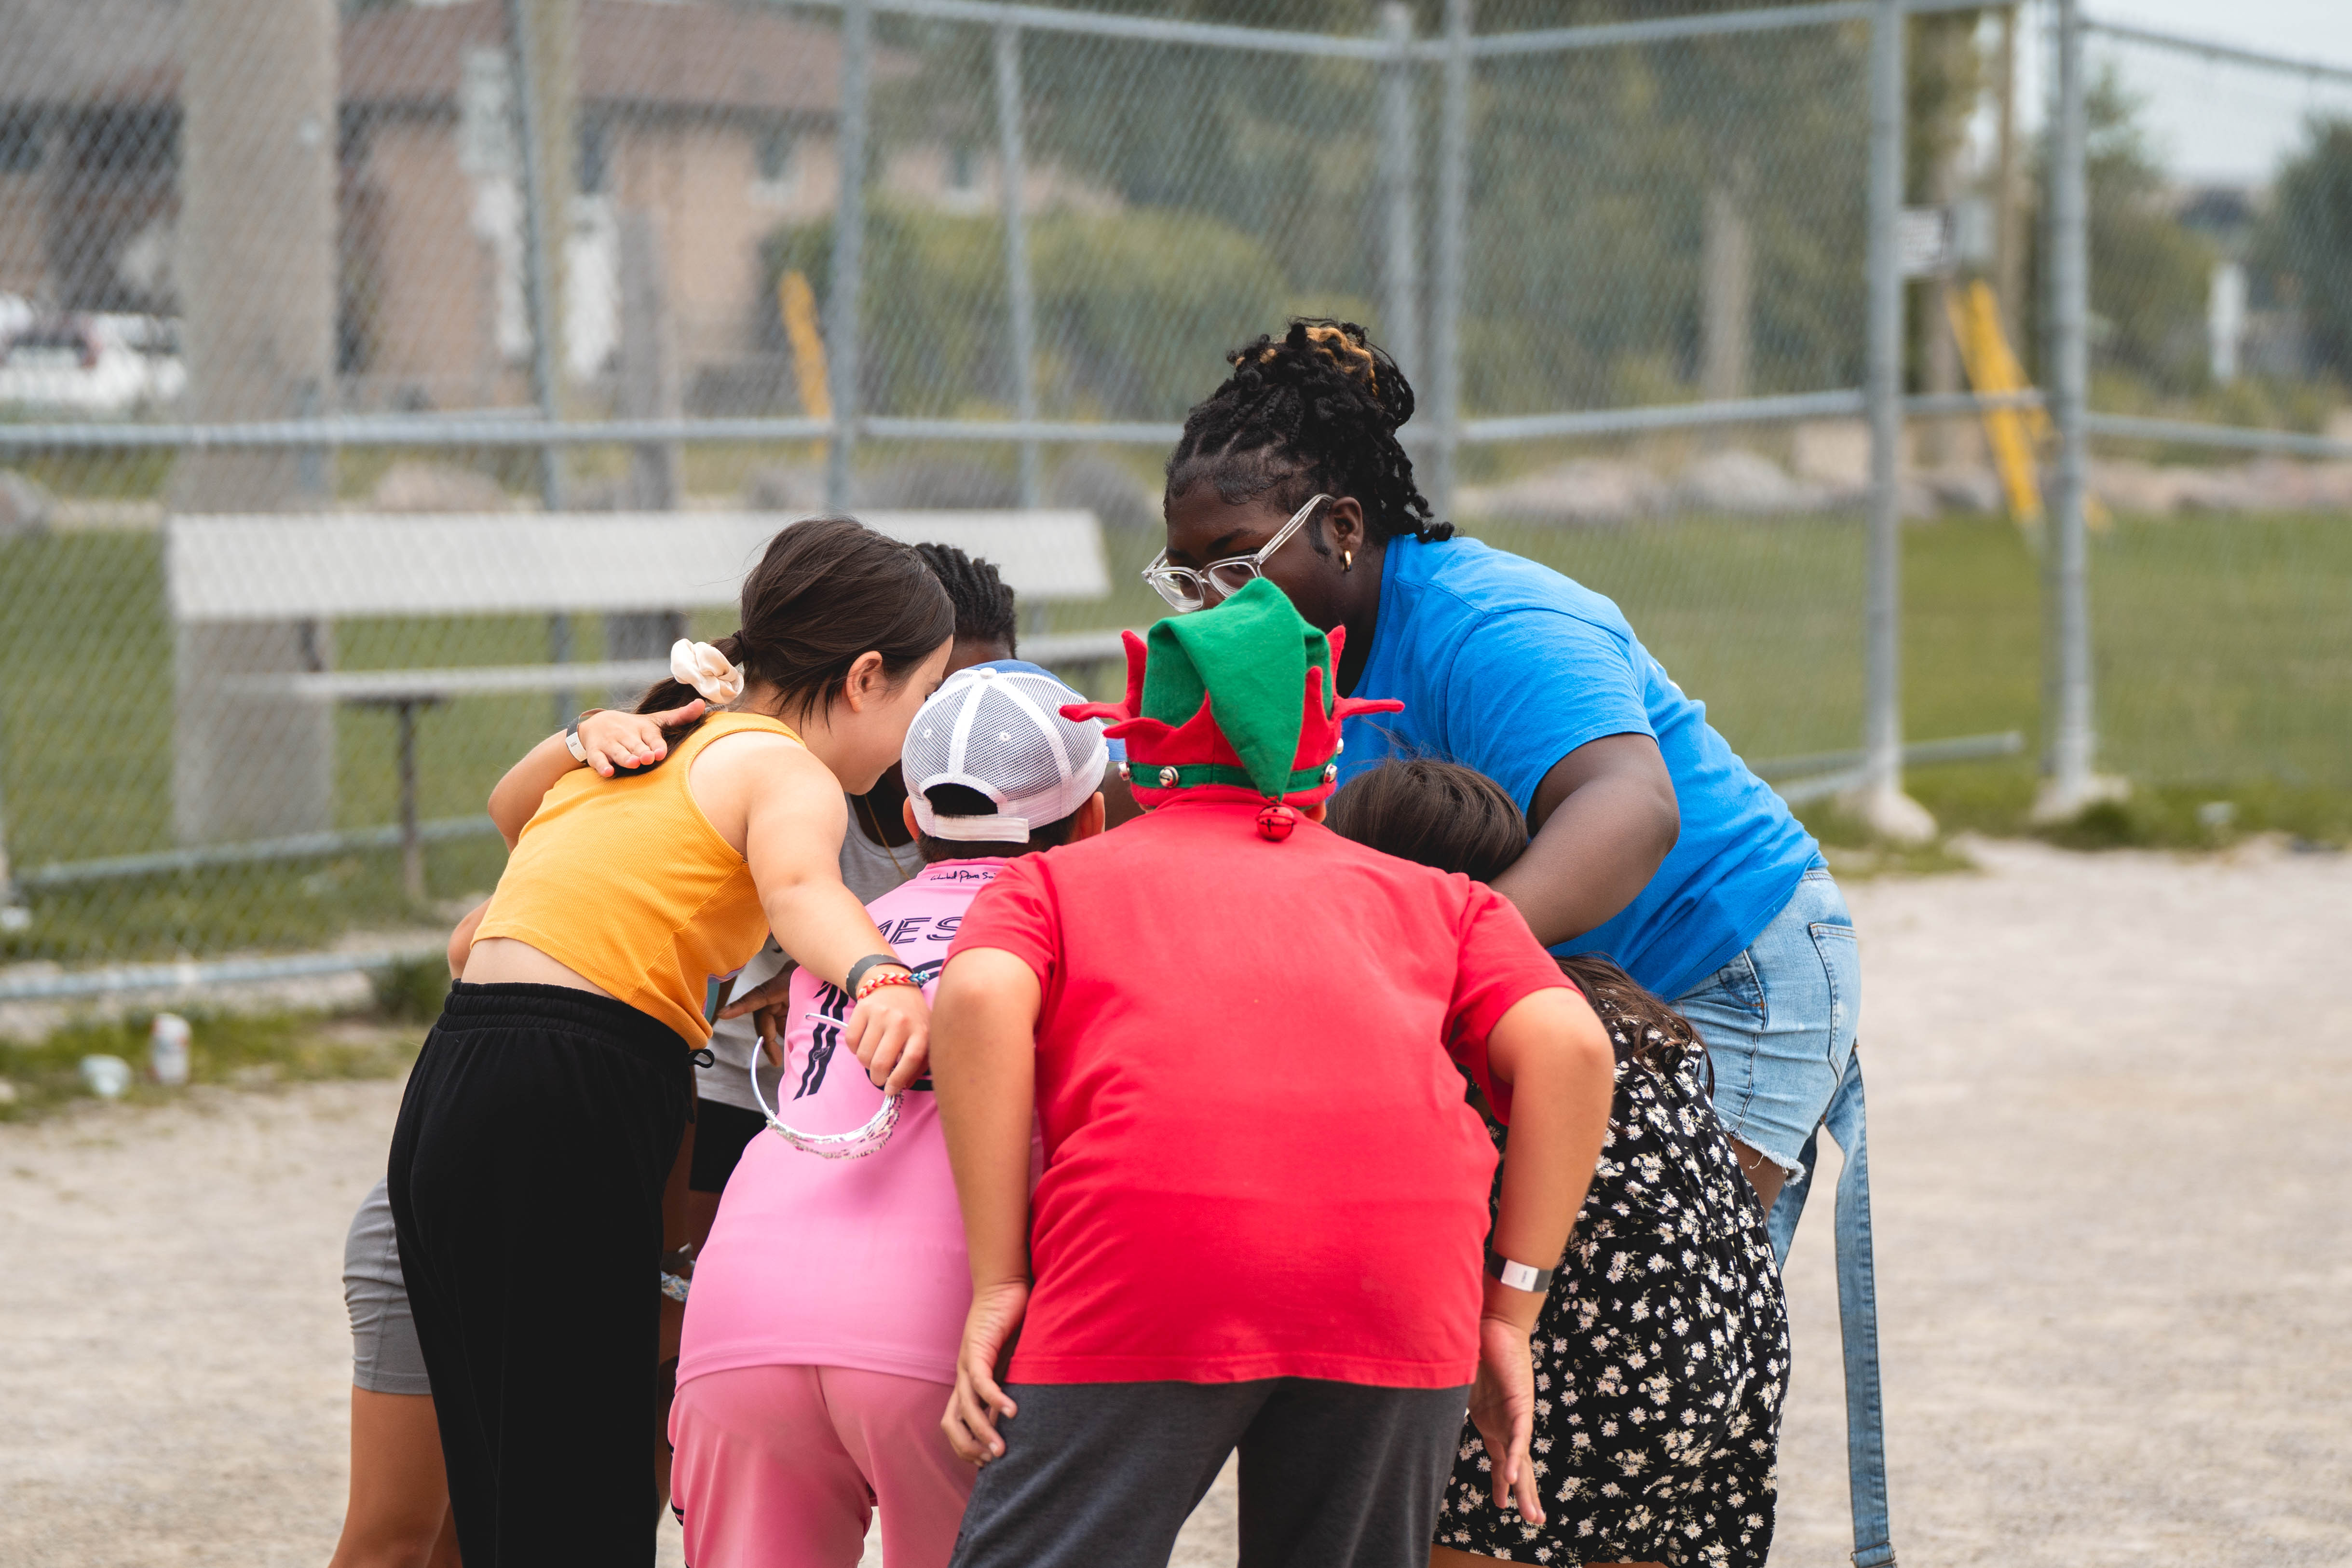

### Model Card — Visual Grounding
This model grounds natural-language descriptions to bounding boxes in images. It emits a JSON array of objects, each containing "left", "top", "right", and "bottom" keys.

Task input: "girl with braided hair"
[
  {"left": 1156, "top": 318, "right": 1858, "bottom": 1234},
  {"left": 1329, "top": 758, "right": 1789, "bottom": 1568}
]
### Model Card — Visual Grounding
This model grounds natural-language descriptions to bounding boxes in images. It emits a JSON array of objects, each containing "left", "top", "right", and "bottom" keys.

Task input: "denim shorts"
[{"left": 1672, "top": 865, "right": 1859, "bottom": 1174}]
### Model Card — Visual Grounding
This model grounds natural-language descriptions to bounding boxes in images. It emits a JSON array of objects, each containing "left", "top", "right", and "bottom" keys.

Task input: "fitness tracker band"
[
  {"left": 1485, "top": 1244, "right": 1556, "bottom": 1294},
  {"left": 843, "top": 953, "right": 907, "bottom": 998},
  {"left": 563, "top": 709, "right": 605, "bottom": 763}
]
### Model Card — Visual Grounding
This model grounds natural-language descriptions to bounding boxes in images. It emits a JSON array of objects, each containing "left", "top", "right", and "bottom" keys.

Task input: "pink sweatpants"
[{"left": 669, "top": 1364, "right": 973, "bottom": 1568}]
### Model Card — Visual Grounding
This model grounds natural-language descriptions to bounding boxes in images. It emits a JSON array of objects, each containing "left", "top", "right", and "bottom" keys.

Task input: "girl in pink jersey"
[{"left": 670, "top": 664, "right": 1108, "bottom": 1568}]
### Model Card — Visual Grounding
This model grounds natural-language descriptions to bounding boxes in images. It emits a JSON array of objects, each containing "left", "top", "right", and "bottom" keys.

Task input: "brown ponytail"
[
  {"left": 1554, "top": 953, "right": 1712, "bottom": 1085},
  {"left": 635, "top": 515, "right": 954, "bottom": 729}
]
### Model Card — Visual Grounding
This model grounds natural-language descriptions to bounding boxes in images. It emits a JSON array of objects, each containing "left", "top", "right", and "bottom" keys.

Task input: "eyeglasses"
[{"left": 1142, "top": 494, "right": 1332, "bottom": 613}]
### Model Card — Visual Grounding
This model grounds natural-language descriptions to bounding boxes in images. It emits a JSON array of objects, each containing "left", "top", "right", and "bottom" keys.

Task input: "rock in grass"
[{"left": 0, "top": 468, "right": 53, "bottom": 540}]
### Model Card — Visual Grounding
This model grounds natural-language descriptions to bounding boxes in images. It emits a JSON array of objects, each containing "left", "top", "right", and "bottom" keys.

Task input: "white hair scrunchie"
[{"left": 669, "top": 639, "right": 746, "bottom": 705}]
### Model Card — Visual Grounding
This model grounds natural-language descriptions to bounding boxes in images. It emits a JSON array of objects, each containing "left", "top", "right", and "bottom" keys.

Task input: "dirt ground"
[{"left": 1, "top": 837, "right": 2346, "bottom": 1568}]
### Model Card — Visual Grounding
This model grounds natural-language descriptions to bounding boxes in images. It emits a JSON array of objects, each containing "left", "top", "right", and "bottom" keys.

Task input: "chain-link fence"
[{"left": 0, "top": 0, "right": 2346, "bottom": 998}]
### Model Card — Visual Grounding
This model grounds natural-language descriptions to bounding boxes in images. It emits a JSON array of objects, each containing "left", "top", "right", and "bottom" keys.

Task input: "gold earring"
[{"left": 1342, "top": 548, "right": 1354, "bottom": 573}]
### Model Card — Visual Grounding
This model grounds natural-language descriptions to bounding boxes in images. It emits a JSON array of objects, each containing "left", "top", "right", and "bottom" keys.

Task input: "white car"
[{"left": 0, "top": 310, "right": 187, "bottom": 415}]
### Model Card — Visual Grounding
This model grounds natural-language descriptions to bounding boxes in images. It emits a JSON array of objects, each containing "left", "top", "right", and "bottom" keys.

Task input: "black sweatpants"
[
  {"left": 687, "top": 1098, "right": 766, "bottom": 1193},
  {"left": 947, "top": 1377, "right": 1473, "bottom": 1568},
  {"left": 386, "top": 982, "right": 693, "bottom": 1568}
]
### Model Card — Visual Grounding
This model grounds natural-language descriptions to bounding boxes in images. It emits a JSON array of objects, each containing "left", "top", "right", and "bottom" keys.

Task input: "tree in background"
[
  {"left": 835, "top": 0, "right": 1987, "bottom": 423},
  {"left": 871, "top": 0, "right": 1381, "bottom": 412},
  {"left": 760, "top": 207, "right": 1291, "bottom": 419},
  {"left": 2076, "top": 68, "right": 2212, "bottom": 395},
  {"left": 2253, "top": 117, "right": 2352, "bottom": 385}
]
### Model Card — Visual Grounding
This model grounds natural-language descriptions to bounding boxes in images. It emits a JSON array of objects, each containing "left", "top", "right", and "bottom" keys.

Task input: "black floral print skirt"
[{"left": 1435, "top": 1038, "right": 1790, "bottom": 1567}]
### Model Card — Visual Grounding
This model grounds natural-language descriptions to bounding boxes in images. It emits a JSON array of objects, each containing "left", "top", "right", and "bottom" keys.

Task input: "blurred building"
[
  {"left": 0, "top": 0, "right": 1108, "bottom": 415},
  {"left": 2172, "top": 182, "right": 2312, "bottom": 384}
]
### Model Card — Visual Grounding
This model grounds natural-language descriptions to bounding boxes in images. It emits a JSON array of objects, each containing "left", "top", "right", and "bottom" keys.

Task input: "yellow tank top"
[{"left": 474, "top": 711, "right": 804, "bottom": 1046}]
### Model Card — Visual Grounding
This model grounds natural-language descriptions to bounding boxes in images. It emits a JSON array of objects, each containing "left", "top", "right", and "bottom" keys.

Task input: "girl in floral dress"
[{"left": 1329, "top": 759, "right": 1791, "bottom": 1568}]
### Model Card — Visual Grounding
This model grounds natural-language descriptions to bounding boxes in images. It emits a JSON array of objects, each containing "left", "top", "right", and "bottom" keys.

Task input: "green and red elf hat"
[{"left": 1061, "top": 577, "right": 1403, "bottom": 841}]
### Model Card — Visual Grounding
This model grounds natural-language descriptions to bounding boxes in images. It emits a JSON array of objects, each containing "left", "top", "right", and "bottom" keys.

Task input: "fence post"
[
  {"left": 1378, "top": 2, "right": 1422, "bottom": 379},
  {"left": 995, "top": 21, "right": 1041, "bottom": 510},
  {"left": 827, "top": 0, "right": 874, "bottom": 512},
  {"left": 503, "top": 0, "right": 573, "bottom": 723},
  {"left": 504, "top": 0, "right": 567, "bottom": 513},
  {"left": 1857, "top": 0, "right": 1936, "bottom": 843},
  {"left": 0, "top": 762, "right": 24, "bottom": 932},
  {"left": 2036, "top": 0, "right": 2107, "bottom": 820},
  {"left": 170, "top": 0, "right": 340, "bottom": 846},
  {"left": 609, "top": 209, "right": 686, "bottom": 704},
  {"left": 1429, "top": 0, "right": 1471, "bottom": 522}
]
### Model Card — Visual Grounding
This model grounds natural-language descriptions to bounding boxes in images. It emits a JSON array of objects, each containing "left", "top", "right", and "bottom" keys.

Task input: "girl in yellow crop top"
[{"left": 384, "top": 518, "right": 958, "bottom": 1566}]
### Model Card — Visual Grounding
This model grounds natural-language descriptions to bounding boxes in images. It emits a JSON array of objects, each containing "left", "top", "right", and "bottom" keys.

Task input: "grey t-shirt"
[{"left": 695, "top": 801, "right": 921, "bottom": 1114}]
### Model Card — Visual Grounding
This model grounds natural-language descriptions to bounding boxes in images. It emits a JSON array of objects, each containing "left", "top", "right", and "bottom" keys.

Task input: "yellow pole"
[
  {"left": 778, "top": 269, "right": 832, "bottom": 469},
  {"left": 1948, "top": 280, "right": 2043, "bottom": 525},
  {"left": 1949, "top": 280, "right": 2107, "bottom": 531}
]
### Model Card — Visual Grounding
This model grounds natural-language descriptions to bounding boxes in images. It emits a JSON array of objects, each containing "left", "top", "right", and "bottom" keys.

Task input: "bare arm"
[
  {"left": 705, "top": 733, "right": 929, "bottom": 1093},
  {"left": 928, "top": 947, "right": 1043, "bottom": 1464},
  {"left": 446, "top": 898, "right": 491, "bottom": 978},
  {"left": 485, "top": 702, "right": 706, "bottom": 848},
  {"left": 1490, "top": 733, "right": 1679, "bottom": 947},
  {"left": 1468, "top": 983, "right": 1617, "bottom": 1524}
]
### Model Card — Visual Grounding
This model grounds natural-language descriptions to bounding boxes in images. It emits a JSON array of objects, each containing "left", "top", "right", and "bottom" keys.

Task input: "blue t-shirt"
[{"left": 1339, "top": 536, "right": 1820, "bottom": 1001}]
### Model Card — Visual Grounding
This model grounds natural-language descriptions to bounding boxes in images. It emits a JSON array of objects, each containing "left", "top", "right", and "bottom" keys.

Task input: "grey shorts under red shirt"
[{"left": 947, "top": 1377, "right": 1472, "bottom": 1568}]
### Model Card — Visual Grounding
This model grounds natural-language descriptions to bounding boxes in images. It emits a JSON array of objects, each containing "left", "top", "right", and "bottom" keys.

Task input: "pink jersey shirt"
[{"left": 678, "top": 859, "right": 1012, "bottom": 1389}]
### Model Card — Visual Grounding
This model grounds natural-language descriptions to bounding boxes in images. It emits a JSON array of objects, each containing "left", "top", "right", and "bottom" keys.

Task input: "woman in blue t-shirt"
[{"left": 1150, "top": 319, "right": 1856, "bottom": 1218}]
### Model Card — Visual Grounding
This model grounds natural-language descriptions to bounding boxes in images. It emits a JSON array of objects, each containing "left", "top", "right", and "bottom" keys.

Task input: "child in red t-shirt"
[{"left": 929, "top": 579, "right": 1618, "bottom": 1568}]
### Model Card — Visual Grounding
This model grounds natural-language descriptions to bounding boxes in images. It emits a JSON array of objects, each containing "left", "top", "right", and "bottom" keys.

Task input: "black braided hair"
[
  {"left": 915, "top": 541, "right": 1019, "bottom": 655},
  {"left": 1165, "top": 318, "right": 1454, "bottom": 548}
]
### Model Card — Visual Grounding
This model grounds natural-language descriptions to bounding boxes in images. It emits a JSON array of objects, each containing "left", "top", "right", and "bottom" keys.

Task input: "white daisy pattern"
[{"left": 1432, "top": 1020, "right": 1790, "bottom": 1567}]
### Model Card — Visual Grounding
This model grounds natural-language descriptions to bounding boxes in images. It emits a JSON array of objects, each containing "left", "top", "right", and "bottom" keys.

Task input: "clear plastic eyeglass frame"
[{"left": 1142, "top": 493, "right": 1331, "bottom": 613}]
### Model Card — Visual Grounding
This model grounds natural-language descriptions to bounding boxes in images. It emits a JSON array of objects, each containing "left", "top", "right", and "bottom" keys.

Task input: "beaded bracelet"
[{"left": 854, "top": 969, "right": 921, "bottom": 1002}]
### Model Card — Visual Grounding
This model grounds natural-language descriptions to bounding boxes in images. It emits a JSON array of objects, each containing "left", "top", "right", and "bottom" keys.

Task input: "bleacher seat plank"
[{"left": 167, "top": 511, "right": 1112, "bottom": 623}]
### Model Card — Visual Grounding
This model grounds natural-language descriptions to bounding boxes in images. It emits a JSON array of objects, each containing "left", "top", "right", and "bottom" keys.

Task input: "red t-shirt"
[{"left": 945, "top": 789, "right": 1571, "bottom": 1389}]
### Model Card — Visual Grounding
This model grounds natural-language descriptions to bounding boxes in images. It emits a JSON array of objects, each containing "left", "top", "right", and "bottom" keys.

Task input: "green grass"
[
  {"left": 0, "top": 527, "right": 741, "bottom": 961},
  {"left": 0, "top": 966, "right": 442, "bottom": 1121},
  {"left": 1075, "top": 513, "right": 2352, "bottom": 854},
  {"left": 1481, "top": 511, "right": 2352, "bottom": 851},
  {"left": 2, "top": 510, "right": 2348, "bottom": 965}
]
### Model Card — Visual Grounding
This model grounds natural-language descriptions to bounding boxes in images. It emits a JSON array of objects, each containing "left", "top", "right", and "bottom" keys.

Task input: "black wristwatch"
[
  {"left": 1485, "top": 1244, "right": 1556, "bottom": 1294},
  {"left": 844, "top": 953, "right": 907, "bottom": 997}
]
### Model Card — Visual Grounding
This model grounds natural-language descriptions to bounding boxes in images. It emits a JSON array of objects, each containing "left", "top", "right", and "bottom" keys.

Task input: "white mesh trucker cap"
[{"left": 903, "top": 664, "right": 1110, "bottom": 843}]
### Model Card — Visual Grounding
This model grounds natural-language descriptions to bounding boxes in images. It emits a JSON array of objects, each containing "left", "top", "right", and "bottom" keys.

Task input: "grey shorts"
[
  {"left": 950, "top": 1378, "right": 1469, "bottom": 1568},
  {"left": 344, "top": 1177, "right": 434, "bottom": 1396}
]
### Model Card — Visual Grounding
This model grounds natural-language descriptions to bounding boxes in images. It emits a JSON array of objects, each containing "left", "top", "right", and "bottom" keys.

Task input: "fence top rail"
[
  {"left": 773, "top": 0, "right": 1989, "bottom": 60},
  {"left": 2080, "top": 13, "right": 2352, "bottom": 86},
  {"left": 1466, "top": 0, "right": 2001, "bottom": 60},
  {"left": 166, "top": 509, "right": 1113, "bottom": 622},
  {"left": 0, "top": 416, "right": 834, "bottom": 450},
  {"left": 0, "top": 393, "right": 2056, "bottom": 455}
]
